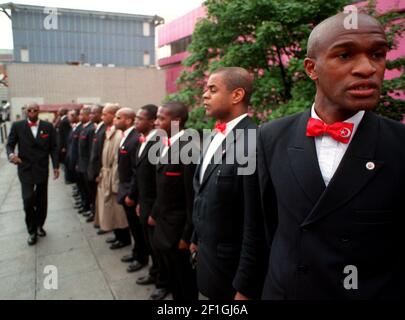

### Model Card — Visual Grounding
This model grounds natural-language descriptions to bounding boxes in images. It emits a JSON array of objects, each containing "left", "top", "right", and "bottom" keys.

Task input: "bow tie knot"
[
  {"left": 163, "top": 137, "right": 171, "bottom": 147},
  {"left": 28, "top": 121, "right": 38, "bottom": 128},
  {"left": 306, "top": 117, "right": 354, "bottom": 144},
  {"left": 139, "top": 135, "right": 146, "bottom": 143},
  {"left": 214, "top": 121, "right": 226, "bottom": 134}
]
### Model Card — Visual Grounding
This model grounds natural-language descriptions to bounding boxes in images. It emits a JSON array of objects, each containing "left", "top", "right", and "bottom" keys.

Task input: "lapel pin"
[{"left": 366, "top": 161, "right": 375, "bottom": 170}]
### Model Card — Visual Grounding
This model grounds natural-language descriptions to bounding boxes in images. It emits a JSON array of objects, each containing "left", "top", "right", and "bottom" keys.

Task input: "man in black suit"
[
  {"left": 55, "top": 107, "right": 72, "bottom": 183},
  {"left": 65, "top": 109, "right": 79, "bottom": 186},
  {"left": 77, "top": 106, "right": 94, "bottom": 216},
  {"left": 242, "top": 13, "right": 403, "bottom": 299},
  {"left": 6, "top": 103, "right": 59, "bottom": 245},
  {"left": 190, "top": 67, "right": 267, "bottom": 300},
  {"left": 132, "top": 104, "right": 170, "bottom": 299},
  {"left": 86, "top": 105, "right": 105, "bottom": 223},
  {"left": 114, "top": 108, "right": 149, "bottom": 263},
  {"left": 151, "top": 102, "right": 198, "bottom": 300}
]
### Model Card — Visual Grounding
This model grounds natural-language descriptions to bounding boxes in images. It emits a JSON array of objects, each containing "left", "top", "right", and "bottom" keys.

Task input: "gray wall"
[
  {"left": 7, "top": 63, "right": 166, "bottom": 120},
  {"left": 11, "top": 6, "right": 156, "bottom": 66}
]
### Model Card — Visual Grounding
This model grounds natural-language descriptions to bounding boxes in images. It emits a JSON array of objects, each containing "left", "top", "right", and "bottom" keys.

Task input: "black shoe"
[
  {"left": 27, "top": 234, "right": 37, "bottom": 245},
  {"left": 121, "top": 254, "right": 136, "bottom": 263},
  {"left": 37, "top": 227, "right": 46, "bottom": 237},
  {"left": 127, "top": 260, "right": 147, "bottom": 273},
  {"left": 82, "top": 211, "right": 92, "bottom": 217},
  {"left": 97, "top": 229, "right": 108, "bottom": 235},
  {"left": 110, "top": 241, "right": 130, "bottom": 250},
  {"left": 86, "top": 215, "right": 94, "bottom": 223},
  {"left": 136, "top": 275, "right": 156, "bottom": 285},
  {"left": 78, "top": 208, "right": 89, "bottom": 214},
  {"left": 94, "top": 224, "right": 100, "bottom": 229},
  {"left": 105, "top": 237, "right": 117, "bottom": 244},
  {"left": 149, "top": 288, "right": 169, "bottom": 300}
]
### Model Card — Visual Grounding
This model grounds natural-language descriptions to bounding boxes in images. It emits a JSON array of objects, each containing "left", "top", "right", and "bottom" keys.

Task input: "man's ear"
[
  {"left": 232, "top": 88, "right": 245, "bottom": 105},
  {"left": 304, "top": 57, "right": 318, "bottom": 81}
]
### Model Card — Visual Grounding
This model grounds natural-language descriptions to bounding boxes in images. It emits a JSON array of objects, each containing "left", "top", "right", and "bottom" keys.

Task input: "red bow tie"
[
  {"left": 163, "top": 137, "right": 171, "bottom": 147},
  {"left": 214, "top": 121, "right": 226, "bottom": 134},
  {"left": 139, "top": 135, "right": 146, "bottom": 143},
  {"left": 306, "top": 117, "right": 354, "bottom": 144},
  {"left": 28, "top": 121, "right": 38, "bottom": 127}
]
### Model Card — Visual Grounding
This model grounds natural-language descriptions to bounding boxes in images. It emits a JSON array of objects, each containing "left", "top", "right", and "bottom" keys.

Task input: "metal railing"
[{"left": 0, "top": 122, "right": 8, "bottom": 144}]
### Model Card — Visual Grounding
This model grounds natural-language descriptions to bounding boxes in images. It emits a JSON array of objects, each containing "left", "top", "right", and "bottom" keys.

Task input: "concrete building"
[
  {"left": 6, "top": 63, "right": 166, "bottom": 120},
  {"left": 0, "top": 2, "right": 163, "bottom": 67}
]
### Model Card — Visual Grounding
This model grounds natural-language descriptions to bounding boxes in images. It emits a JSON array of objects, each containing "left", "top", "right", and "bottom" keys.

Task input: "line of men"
[{"left": 7, "top": 12, "right": 402, "bottom": 300}]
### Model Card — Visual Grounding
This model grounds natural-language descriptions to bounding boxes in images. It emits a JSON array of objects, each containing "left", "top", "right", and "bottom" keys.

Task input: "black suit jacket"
[
  {"left": 66, "top": 123, "right": 82, "bottom": 172},
  {"left": 135, "top": 135, "right": 159, "bottom": 226},
  {"left": 192, "top": 116, "right": 267, "bottom": 299},
  {"left": 251, "top": 110, "right": 404, "bottom": 300},
  {"left": 57, "top": 115, "right": 71, "bottom": 161},
  {"left": 6, "top": 120, "right": 59, "bottom": 184},
  {"left": 87, "top": 122, "right": 106, "bottom": 181},
  {"left": 152, "top": 137, "right": 197, "bottom": 251},
  {"left": 117, "top": 128, "right": 139, "bottom": 205},
  {"left": 77, "top": 122, "right": 95, "bottom": 174}
]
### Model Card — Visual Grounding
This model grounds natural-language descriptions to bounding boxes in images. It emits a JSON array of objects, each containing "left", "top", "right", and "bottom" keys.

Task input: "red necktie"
[
  {"left": 28, "top": 121, "right": 37, "bottom": 127},
  {"left": 306, "top": 117, "right": 354, "bottom": 144},
  {"left": 163, "top": 137, "right": 171, "bottom": 147},
  {"left": 214, "top": 121, "right": 226, "bottom": 134},
  {"left": 139, "top": 135, "right": 146, "bottom": 143}
]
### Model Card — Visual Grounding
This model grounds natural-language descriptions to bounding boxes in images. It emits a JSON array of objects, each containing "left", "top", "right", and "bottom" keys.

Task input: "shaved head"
[
  {"left": 103, "top": 103, "right": 120, "bottom": 115},
  {"left": 307, "top": 12, "right": 385, "bottom": 59},
  {"left": 116, "top": 107, "right": 135, "bottom": 120}
]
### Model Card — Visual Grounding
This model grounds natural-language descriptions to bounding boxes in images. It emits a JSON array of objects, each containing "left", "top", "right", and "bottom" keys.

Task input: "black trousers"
[
  {"left": 21, "top": 182, "right": 48, "bottom": 235},
  {"left": 113, "top": 227, "right": 131, "bottom": 244},
  {"left": 123, "top": 204, "right": 149, "bottom": 263},
  {"left": 142, "top": 223, "right": 168, "bottom": 289},
  {"left": 77, "top": 171, "right": 90, "bottom": 211},
  {"left": 158, "top": 247, "right": 198, "bottom": 301},
  {"left": 88, "top": 180, "right": 97, "bottom": 215}
]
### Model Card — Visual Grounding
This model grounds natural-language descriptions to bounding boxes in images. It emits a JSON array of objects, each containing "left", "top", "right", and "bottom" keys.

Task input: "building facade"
[{"left": 1, "top": 2, "right": 163, "bottom": 67}]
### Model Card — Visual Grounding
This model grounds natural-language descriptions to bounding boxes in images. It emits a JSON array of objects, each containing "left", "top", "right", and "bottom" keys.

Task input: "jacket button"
[{"left": 297, "top": 265, "right": 308, "bottom": 274}]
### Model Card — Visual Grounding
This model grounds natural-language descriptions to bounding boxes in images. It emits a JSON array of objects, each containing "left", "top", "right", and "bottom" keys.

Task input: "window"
[
  {"left": 170, "top": 36, "right": 192, "bottom": 55},
  {"left": 143, "top": 22, "right": 150, "bottom": 36},
  {"left": 143, "top": 51, "right": 150, "bottom": 66},
  {"left": 20, "top": 48, "right": 29, "bottom": 62}
]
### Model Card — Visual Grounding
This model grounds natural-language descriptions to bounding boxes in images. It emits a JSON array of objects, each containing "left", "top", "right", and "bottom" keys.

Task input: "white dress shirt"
[
  {"left": 138, "top": 129, "right": 157, "bottom": 157},
  {"left": 161, "top": 129, "right": 185, "bottom": 158},
  {"left": 95, "top": 121, "right": 104, "bottom": 133},
  {"left": 29, "top": 120, "right": 39, "bottom": 138},
  {"left": 119, "top": 126, "right": 134, "bottom": 147},
  {"left": 200, "top": 113, "right": 248, "bottom": 183},
  {"left": 311, "top": 105, "right": 365, "bottom": 186}
]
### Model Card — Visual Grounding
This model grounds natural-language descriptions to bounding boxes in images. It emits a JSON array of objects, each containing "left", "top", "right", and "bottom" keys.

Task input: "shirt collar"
[
  {"left": 122, "top": 126, "right": 134, "bottom": 139},
  {"left": 168, "top": 129, "right": 185, "bottom": 146},
  {"left": 311, "top": 104, "right": 364, "bottom": 143},
  {"left": 144, "top": 129, "right": 157, "bottom": 143},
  {"left": 96, "top": 121, "right": 104, "bottom": 131},
  {"left": 82, "top": 121, "right": 92, "bottom": 128},
  {"left": 223, "top": 113, "right": 248, "bottom": 134}
]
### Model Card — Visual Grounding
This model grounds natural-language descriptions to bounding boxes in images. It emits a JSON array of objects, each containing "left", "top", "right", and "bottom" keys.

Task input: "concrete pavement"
[{"left": 0, "top": 144, "right": 170, "bottom": 300}]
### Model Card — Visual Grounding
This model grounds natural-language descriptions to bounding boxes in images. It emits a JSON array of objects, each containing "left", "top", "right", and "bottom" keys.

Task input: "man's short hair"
[
  {"left": 141, "top": 104, "right": 158, "bottom": 120},
  {"left": 162, "top": 101, "right": 189, "bottom": 127},
  {"left": 212, "top": 67, "right": 253, "bottom": 105}
]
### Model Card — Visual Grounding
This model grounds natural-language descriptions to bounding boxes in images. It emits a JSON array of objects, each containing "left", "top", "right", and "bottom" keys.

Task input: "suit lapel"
[
  {"left": 301, "top": 111, "right": 382, "bottom": 226},
  {"left": 287, "top": 110, "right": 326, "bottom": 208},
  {"left": 199, "top": 116, "right": 251, "bottom": 190}
]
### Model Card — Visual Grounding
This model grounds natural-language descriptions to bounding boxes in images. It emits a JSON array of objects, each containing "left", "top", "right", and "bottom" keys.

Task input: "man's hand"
[
  {"left": 53, "top": 168, "right": 60, "bottom": 180},
  {"left": 9, "top": 154, "right": 22, "bottom": 165},
  {"left": 178, "top": 239, "right": 189, "bottom": 250},
  {"left": 124, "top": 196, "right": 135, "bottom": 207},
  {"left": 189, "top": 242, "right": 198, "bottom": 254},
  {"left": 234, "top": 292, "right": 250, "bottom": 300},
  {"left": 95, "top": 176, "right": 102, "bottom": 183},
  {"left": 148, "top": 216, "right": 156, "bottom": 226},
  {"left": 61, "top": 148, "right": 66, "bottom": 153},
  {"left": 135, "top": 204, "right": 140, "bottom": 217}
]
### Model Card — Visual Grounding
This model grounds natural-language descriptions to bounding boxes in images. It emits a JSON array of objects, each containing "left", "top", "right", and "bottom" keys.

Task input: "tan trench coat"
[{"left": 95, "top": 126, "right": 128, "bottom": 231}]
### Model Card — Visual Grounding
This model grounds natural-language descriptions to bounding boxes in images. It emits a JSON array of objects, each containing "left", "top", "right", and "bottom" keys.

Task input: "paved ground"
[{"left": 0, "top": 142, "right": 170, "bottom": 300}]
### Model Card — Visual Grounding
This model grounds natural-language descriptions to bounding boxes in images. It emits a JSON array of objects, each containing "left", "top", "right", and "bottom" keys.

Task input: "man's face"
[
  {"left": 79, "top": 110, "right": 89, "bottom": 123},
  {"left": 307, "top": 21, "right": 388, "bottom": 113},
  {"left": 90, "top": 108, "right": 101, "bottom": 123},
  {"left": 203, "top": 73, "right": 233, "bottom": 119},
  {"left": 26, "top": 105, "right": 39, "bottom": 122},
  {"left": 102, "top": 110, "right": 115, "bottom": 126},
  {"left": 113, "top": 111, "right": 127, "bottom": 130},
  {"left": 155, "top": 107, "right": 172, "bottom": 135},
  {"left": 135, "top": 109, "right": 153, "bottom": 134}
]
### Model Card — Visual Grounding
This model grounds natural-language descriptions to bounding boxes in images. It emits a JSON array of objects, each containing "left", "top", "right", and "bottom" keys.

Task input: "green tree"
[{"left": 166, "top": 0, "right": 405, "bottom": 127}]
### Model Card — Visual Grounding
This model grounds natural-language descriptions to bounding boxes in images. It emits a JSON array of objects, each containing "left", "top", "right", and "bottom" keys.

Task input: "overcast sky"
[{"left": 0, "top": 0, "right": 204, "bottom": 49}]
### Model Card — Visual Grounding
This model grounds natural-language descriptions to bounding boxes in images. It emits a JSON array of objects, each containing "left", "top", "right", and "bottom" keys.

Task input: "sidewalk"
[{"left": 0, "top": 147, "right": 167, "bottom": 300}]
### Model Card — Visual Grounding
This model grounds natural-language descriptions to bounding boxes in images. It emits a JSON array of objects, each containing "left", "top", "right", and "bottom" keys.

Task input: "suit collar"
[{"left": 289, "top": 111, "right": 382, "bottom": 226}]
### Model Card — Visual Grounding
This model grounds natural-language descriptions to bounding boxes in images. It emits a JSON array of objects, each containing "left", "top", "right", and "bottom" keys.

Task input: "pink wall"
[{"left": 158, "top": 6, "right": 206, "bottom": 47}]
